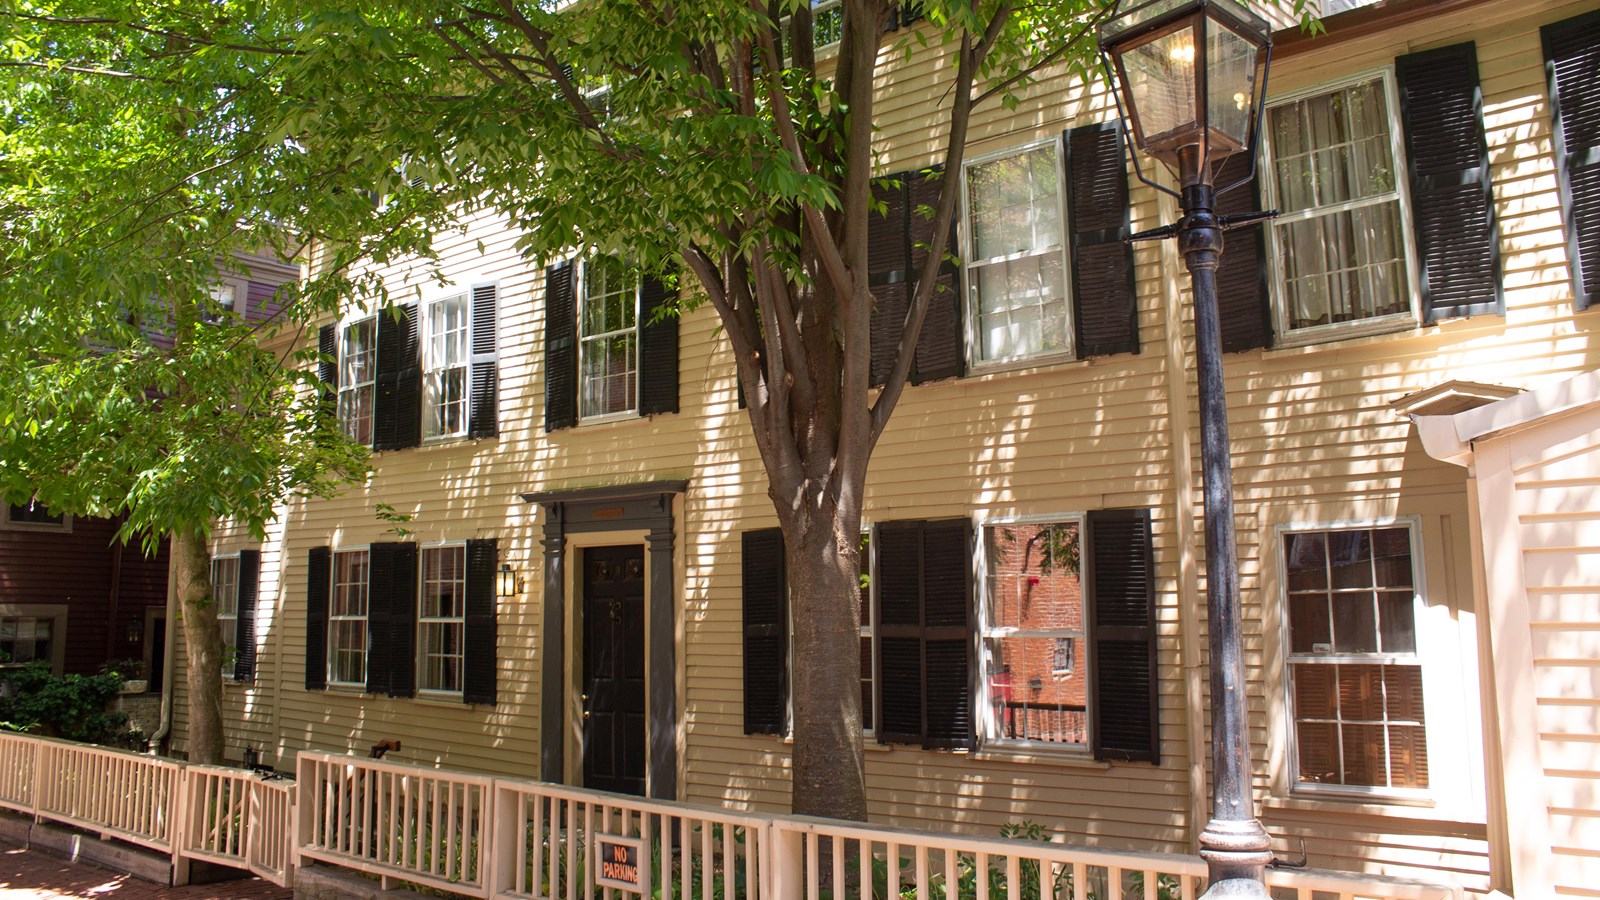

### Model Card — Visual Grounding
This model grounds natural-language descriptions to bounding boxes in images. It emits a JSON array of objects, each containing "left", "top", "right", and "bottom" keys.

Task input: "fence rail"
[{"left": 3, "top": 732, "right": 1461, "bottom": 900}]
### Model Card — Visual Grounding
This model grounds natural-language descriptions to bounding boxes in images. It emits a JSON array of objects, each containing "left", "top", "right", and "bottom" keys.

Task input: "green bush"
[{"left": 0, "top": 661, "right": 136, "bottom": 746}]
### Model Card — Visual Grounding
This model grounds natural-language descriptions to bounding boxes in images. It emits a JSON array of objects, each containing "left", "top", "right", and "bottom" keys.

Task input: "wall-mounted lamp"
[
  {"left": 125, "top": 618, "right": 143, "bottom": 644},
  {"left": 496, "top": 563, "right": 521, "bottom": 598}
]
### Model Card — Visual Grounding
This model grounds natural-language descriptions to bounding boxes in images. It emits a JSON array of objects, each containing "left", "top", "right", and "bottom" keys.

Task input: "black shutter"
[
  {"left": 920, "top": 519, "right": 973, "bottom": 750},
  {"left": 305, "top": 547, "right": 330, "bottom": 691},
  {"left": 1544, "top": 10, "right": 1600, "bottom": 311},
  {"left": 544, "top": 262, "right": 578, "bottom": 431},
  {"left": 869, "top": 173, "right": 911, "bottom": 387},
  {"left": 1215, "top": 153, "right": 1273, "bottom": 352},
  {"left": 1085, "top": 508, "right": 1159, "bottom": 764},
  {"left": 1065, "top": 122, "right": 1139, "bottom": 357},
  {"left": 874, "top": 519, "right": 974, "bottom": 750},
  {"left": 367, "top": 542, "right": 417, "bottom": 698},
  {"left": 463, "top": 539, "right": 498, "bottom": 705},
  {"left": 742, "top": 529, "right": 788, "bottom": 735},
  {"left": 1396, "top": 42, "right": 1503, "bottom": 322},
  {"left": 468, "top": 283, "right": 499, "bottom": 438},
  {"left": 317, "top": 324, "right": 337, "bottom": 388},
  {"left": 639, "top": 275, "right": 680, "bottom": 416},
  {"left": 233, "top": 550, "right": 260, "bottom": 683},
  {"left": 373, "top": 306, "right": 422, "bottom": 450},
  {"left": 907, "top": 168, "right": 964, "bottom": 384}
]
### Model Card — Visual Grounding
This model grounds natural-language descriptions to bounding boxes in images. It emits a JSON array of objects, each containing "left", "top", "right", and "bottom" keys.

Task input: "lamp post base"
[{"left": 1198, "top": 818, "right": 1274, "bottom": 898}]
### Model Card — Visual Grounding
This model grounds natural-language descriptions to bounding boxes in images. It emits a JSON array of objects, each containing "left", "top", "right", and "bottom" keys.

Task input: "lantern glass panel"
[
  {"left": 1121, "top": 24, "right": 1200, "bottom": 144},
  {"left": 1206, "top": 20, "right": 1259, "bottom": 151}
]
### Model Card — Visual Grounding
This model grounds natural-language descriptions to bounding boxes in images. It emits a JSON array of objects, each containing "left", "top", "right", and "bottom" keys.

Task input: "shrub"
[{"left": 0, "top": 661, "right": 136, "bottom": 745}]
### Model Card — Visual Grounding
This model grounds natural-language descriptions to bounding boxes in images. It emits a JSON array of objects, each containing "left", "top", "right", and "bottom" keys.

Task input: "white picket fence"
[
  {"left": 0, "top": 732, "right": 296, "bottom": 887},
  {"left": 1, "top": 733, "right": 1462, "bottom": 900}
]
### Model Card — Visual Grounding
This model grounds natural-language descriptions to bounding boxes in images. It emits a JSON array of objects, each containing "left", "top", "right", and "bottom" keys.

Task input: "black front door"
[{"left": 582, "top": 546, "right": 647, "bottom": 796}]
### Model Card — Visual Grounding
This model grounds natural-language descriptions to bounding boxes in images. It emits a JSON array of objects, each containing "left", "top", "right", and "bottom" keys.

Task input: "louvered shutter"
[
  {"left": 869, "top": 174, "right": 911, "bottom": 387},
  {"left": 875, "top": 521, "right": 924, "bottom": 744},
  {"left": 920, "top": 519, "right": 974, "bottom": 749},
  {"left": 317, "top": 325, "right": 337, "bottom": 388},
  {"left": 463, "top": 539, "right": 498, "bottom": 705},
  {"left": 1214, "top": 154, "right": 1273, "bottom": 352},
  {"left": 373, "top": 306, "right": 422, "bottom": 450},
  {"left": 233, "top": 550, "right": 261, "bottom": 683},
  {"left": 907, "top": 168, "right": 964, "bottom": 384},
  {"left": 367, "top": 542, "right": 417, "bottom": 698},
  {"left": 1395, "top": 43, "right": 1503, "bottom": 322},
  {"left": 1065, "top": 122, "right": 1139, "bottom": 357},
  {"left": 1544, "top": 10, "right": 1600, "bottom": 310},
  {"left": 875, "top": 519, "right": 974, "bottom": 750},
  {"left": 742, "top": 529, "right": 788, "bottom": 735},
  {"left": 1085, "top": 508, "right": 1159, "bottom": 764},
  {"left": 544, "top": 262, "right": 578, "bottom": 431},
  {"left": 305, "top": 547, "right": 331, "bottom": 691},
  {"left": 468, "top": 283, "right": 499, "bottom": 438},
  {"left": 639, "top": 275, "right": 680, "bottom": 416}
]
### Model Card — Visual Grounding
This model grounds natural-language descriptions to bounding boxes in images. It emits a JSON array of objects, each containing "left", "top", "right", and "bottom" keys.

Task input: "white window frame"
[
  {"left": 960, "top": 136, "right": 1075, "bottom": 371},
  {"left": 422, "top": 288, "right": 472, "bottom": 440},
  {"left": 417, "top": 542, "right": 467, "bottom": 696},
  {"left": 328, "top": 548, "right": 370, "bottom": 689},
  {"left": 208, "top": 274, "right": 250, "bottom": 321},
  {"left": 1260, "top": 69, "right": 1423, "bottom": 348},
  {"left": 1, "top": 501, "right": 71, "bottom": 533},
  {"left": 337, "top": 313, "right": 378, "bottom": 447},
  {"left": 1277, "top": 517, "right": 1432, "bottom": 801},
  {"left": 576, "top": 257, "right": 642, "bottom": 424},
  {"left": 975, "top": 513, "right": 1092, "bottom": 754},
  {"left": 0, "top": 604, "right": 69, "bottom": 676},
  {"left": 211, "top": 554, "right": 241, "bottom": 677}
]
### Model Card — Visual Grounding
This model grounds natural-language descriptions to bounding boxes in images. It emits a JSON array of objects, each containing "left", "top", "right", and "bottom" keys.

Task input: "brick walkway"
[{"left": 0, "top": 844, "right": 291, "bottom": 899}]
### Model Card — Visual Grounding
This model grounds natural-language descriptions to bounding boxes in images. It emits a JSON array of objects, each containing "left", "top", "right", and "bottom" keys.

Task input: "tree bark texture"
[{"left": 173, "top": 527, "right": 225, "bottom": 765}]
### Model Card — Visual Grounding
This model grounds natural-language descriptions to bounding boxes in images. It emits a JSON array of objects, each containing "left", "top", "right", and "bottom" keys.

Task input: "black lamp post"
[{"left": 1099, "top": 1, "right": 1276, "bottom": 897}]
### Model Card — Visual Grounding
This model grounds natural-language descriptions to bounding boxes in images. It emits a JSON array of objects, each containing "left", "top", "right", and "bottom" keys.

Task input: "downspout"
[
  {"left": 105, "top": 536, "right": 125, "bottom": 660},
  {"left": 1156, "top": 186, "right": 1212, "bottom": 850},
  {"left": 149, "top": 538, "right": 180, "bottom": 754}
]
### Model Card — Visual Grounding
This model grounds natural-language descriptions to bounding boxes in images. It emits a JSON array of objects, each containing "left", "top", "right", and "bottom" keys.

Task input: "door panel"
[{"left": 582, "top": 546, "right": 647, "bottom": 796}]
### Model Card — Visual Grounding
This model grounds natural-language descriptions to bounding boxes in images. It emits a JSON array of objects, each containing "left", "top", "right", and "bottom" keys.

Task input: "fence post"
[
  {"left": 769, "top": 822, "right": 803, "bottom": 900},
  {"left": 170, "top": 763, "right": 191, "bottom": 887},
  {"left": 488, "top": 782, "right": 516, "bottom": 897}
]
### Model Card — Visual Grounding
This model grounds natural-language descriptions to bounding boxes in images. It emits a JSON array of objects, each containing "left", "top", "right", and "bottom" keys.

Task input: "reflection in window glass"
[
  {"left": 964, "top": 144, "right": 1071, "bottom": 362},
  {"left": 424, "top": 293, "right": 470, "bottom": 438},
  {"left": 212, "top": 557, "right": 240, "bottom": 672},
  {"left": 1285, "top": 526, "right": 1427, "bottom": 791},
  {"left": 579, "top": 257, "right": 639, "bottom": 418},
  {"left": 0, "top": 617, "right": 53, "bottom": 664},
  {"left": 330, "top": 550, "right": 369, "bottom": 686},
  {"left": 981, "top": 521, "right": 1086, "bottom": 747},
  {"left": 338, "top": 318, "right": 377, "bottom": 445},
  {"left": 420, "top": 545, "right": 466, "bottom": 693}
]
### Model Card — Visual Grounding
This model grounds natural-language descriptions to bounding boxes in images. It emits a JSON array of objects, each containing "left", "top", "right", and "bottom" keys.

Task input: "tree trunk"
[
  {"left": 173, "top": 527, "right": 225, "bottom": 764},
  {"left": 786, "top": 500, "right": 869, "bottom": 821}
]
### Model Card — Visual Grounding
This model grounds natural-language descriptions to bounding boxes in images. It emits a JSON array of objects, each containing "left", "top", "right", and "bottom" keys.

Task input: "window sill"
[
  {"left": 1262, "top": 318, "right": 1421, "bottom": 357},
  {"left": 970, "top": 745, "right": 1109, "bottom": 769},
  {"left": 967, "top": 351, "right": 1087, "bottom": 379},
  {"left": 1264, "top": 793, "right": 1483, "bottom": 825},
  {"left": 578, "top": 410, "right": 642, "bottom": 428}
]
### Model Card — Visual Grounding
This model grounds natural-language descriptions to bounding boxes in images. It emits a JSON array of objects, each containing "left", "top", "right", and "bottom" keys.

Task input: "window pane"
[
  {"left": 1331, "top": 593, "right": 1379, "bottom": 653},
  {"left": 1328, "top": 530, "right": 1372, "bottom": 588},
  {"left": 983, "top": 521, "right": 1085, "bottom": 746},
  {"left": 1288, "top": 593, "right": 1330, "bottom": 653},
  {"left": 1285, "top": 532, "right": 1328, "bottom": 590},
  {"left": 985, "top": 638, "right": 1087, "bottom": 745},
  {"left": 420, "top": 546, "right": 466, "bottom": 692}
]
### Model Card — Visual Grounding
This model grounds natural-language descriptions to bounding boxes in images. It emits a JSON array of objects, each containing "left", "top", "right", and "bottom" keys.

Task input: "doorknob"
[{"left": 581, "top": 693, "right": 590, "bottom": 720}]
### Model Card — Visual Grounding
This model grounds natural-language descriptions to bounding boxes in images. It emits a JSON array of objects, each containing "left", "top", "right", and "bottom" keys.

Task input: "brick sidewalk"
[{"left": 0, "top": 844, "right": 291, "bottom": 899}]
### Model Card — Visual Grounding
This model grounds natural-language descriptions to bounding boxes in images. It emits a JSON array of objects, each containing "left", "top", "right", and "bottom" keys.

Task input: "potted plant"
[{"left": 100, "top": 658, "right": 148, "bottom": 694}]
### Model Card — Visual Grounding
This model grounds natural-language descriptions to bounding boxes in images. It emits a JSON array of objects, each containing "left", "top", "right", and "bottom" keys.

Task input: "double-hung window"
[
  {"left": 2, "top": 501, "right": 69, "bottom": 532},
  {"left": 329, "top": 549, "right": 369, "bottom": 687},
  {"left": 1283, "top": 524, "right": 1428, "bottom": 795},
  {"left": 0, "top": 615, "right": 55, "bottom": 666},
  {"left": 578, "top": 257, "right": 640, "bottom": 420},
  {"left": 419, "top": 544, "right": 467, "bottom": 694},
  {"left": 423, "top": 291, "right": 470, "bottom": 438},
  {"left": 212, "top": 555, "right": 240, "bottom": 673},
  {"left": 980, "top": 519, "right": 1088, "bottom": 749},
  {"left": 1264, "top": 74, "right": 1416, "bottom": 343},
  {"left": 962, "top": 139, "right": 1072, "bottom": 365},
  {"left": 337, "top": 317, "right": 377, "bottom": 445}
]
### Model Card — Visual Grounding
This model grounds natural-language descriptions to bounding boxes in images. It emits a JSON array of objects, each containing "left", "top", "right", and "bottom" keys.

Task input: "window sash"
[
  {"left": 1262, "top": 72, "right": 1419, "bottom": 343},
  {"left": 423, "top": 293, "right": 470, "bottom": 438},
  {"left": 962, "top": 141, "right": 1073, "bottom": 364},
  {"left": 212, "top": 556, "right": 240, "bottom": 672},
  {"left": 0, "top": 616, "right": 54, "bottom": 664},
  {"left": 329, "top": 550, "right": 370, "bottom": 687},
  {"left": 978, "top": 519, "right": 1088, "bottom": 750},
  {"left": 338, "top": 317, "right": 377, "bottom": 446},
  {"left": 418, "top": 545, "right": 467, "bottom": 694},
  {"left": 578, "top": 258, "right": 640, "bottom": 420},
  {"left": 1282, "top": 523, "right": 1429, "bottom": 796}
]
